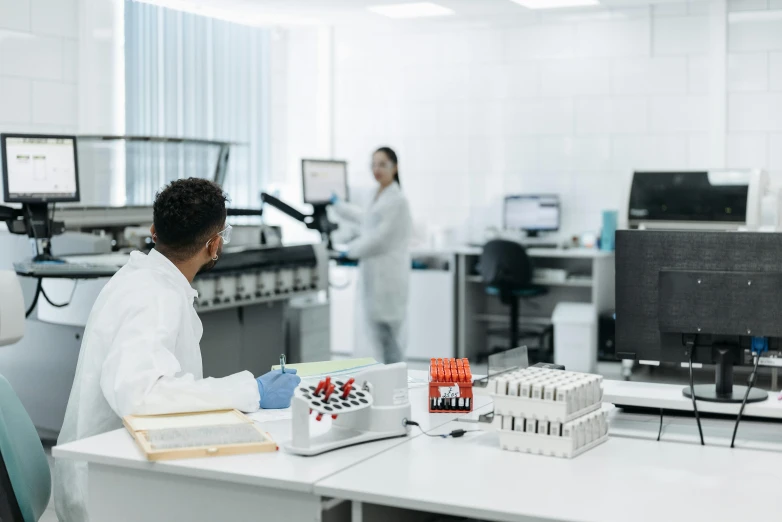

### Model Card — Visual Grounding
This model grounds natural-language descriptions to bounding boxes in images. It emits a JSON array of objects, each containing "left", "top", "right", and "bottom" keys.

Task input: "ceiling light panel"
[
  {"left": 510, "top": 0, "right": 600, "bottom": 9},
  {"left": 368, "top": 2, "right": 455, "bottom": 19}
]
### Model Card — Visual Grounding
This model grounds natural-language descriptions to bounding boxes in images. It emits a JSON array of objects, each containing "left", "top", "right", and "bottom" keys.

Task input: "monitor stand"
[
  {"left": 22, "top": 203, "right": 65, "bottom": 264},
  {"left": 682, "top": 346, "right": 767, "bottom": 403}
]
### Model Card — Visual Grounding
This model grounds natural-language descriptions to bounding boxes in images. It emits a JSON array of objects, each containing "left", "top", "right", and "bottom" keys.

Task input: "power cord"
[
  {"left": 405, "top": 420, "right": 480, "bottom": 439},
  {"left": 24, "top": 205, "right": 42, "bottom": 258},
  {"left": 25, "top": 278, "right": 43, "bottom": 318},
  {"left": 686, "top": 343, "right": 705, "bottom": 446},
  {"left": 656, "top": 408, "right": 663, "bottom": 442},
  {"left": 40, "top": 280, "right": 78, "bottom": 308},
  {"left": 730, "top": 352, "right": 762, "bottom": 449}
]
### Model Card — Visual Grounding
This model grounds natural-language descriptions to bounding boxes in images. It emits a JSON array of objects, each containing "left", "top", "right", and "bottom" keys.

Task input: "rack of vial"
[
  {"left": 487, "top": 367, "right": 608, "bottom": 458},
  {"left": 489, "top": 367, "right": 603, "bottom": 422},
  {"left": 494, "top": 405, "right": 610, "bottom": 458},
  {"left": 429, "top": 358, "right": 473, "bottom": 412}
]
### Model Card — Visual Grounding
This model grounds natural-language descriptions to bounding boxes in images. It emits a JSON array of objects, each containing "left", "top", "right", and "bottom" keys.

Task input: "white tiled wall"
[
  {"left": 332, "top": 3, "right": 720, "bottom": 238},
  {"left": 728, "top": 3, "right": 782, "bottom": 188},
  {"left": 0, "top": 0, "right": 79, "bottom": 136}
]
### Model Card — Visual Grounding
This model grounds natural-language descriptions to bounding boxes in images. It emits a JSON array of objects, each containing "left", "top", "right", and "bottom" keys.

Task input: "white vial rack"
[
  {"left": 489, "top": 367, "right": 603, "bottom": 423},
  {"left": 497, "top": 405, "right": 611, "bottom": 459}
]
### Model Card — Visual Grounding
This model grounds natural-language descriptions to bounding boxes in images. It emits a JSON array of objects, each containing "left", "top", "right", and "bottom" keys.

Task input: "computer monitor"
[
  {"left": 615, "top": 229, "right": 775, "bottom": 403},
  {"left": 1, "top": 134, "right": 80, "bottom": 204},
  {"left": 302, "top": 159, "right": 348, "bottom": 206},
  {"left": 504, "top": 194, "right": 560, "bottom": 237}
]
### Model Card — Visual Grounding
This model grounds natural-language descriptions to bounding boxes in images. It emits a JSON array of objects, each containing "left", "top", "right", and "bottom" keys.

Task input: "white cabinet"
[{"left": 328, "top": 254, "right": 456, "bottom": 361}]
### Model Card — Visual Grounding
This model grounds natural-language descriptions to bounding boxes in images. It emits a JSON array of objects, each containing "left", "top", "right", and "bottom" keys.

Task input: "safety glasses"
[{"left": 207, "top": 223, "right": 232, "bottom": 249}]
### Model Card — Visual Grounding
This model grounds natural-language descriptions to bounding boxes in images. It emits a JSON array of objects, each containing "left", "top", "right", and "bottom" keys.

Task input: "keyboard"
[
  {"left": 469, "top": 242, "right": 559, "bottom": 249},
  {"left": 14, "top": 261, "right": 121, "bottom": 278},
  {"left": 524, "top": 243, "right": 558, "bottom": 249}
]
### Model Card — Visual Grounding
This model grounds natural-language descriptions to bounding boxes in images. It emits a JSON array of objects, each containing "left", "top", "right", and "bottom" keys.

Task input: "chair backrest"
[
  {"left": 0, "top": 374, "right": 51, "bottom": 522},
  {"left": 479, "top": 239, "right": 534, "bottom": 290}
]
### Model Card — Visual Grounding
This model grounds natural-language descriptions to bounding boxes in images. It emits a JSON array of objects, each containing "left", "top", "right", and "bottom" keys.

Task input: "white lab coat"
[
  {"left": 333, "top": 182, "right": 412, "bottom": 362},
  {"left": 54, "top": 249, "right": 260, "bottom": 522}
]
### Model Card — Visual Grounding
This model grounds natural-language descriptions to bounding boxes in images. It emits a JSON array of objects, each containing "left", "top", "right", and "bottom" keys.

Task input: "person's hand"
[
  {"left": 256, "top": 369, "right": 300, "bottom": 409},
  {"left": 330, "top": 193, "right": 340, "bottom": 205}
]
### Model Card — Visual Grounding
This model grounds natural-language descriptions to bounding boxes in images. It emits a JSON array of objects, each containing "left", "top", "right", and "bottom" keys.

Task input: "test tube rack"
[
  {"left": 494, "top": 405, "right": 611, "bottom": 459},
  {"left": 284, "top": 362, "right": 412, "bottom": 456},
  {"left": 428, "top": 358, "right": 473, "bottom": 412},
  {"left": 486, "top": 367, "right": 609, "bottom": 458}
]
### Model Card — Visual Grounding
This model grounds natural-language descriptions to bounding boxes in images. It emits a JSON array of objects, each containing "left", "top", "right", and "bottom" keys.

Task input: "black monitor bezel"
[
  {"left": 1, "top": 133, "right": 81, "bottom": 204},
  {"left": 301, "top": 158, "right": 348, "bottom": 206}
]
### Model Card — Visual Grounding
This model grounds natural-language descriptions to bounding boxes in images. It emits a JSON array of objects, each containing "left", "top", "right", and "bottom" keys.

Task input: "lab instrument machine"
[{"left": 627, "top": 170, "right": 767, "bottom": 231}]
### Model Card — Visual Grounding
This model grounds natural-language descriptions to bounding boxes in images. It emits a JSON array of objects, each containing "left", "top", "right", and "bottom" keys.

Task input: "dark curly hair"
[
  {"left": 375, "top": 147, "right": 400, "bottom": 186},
  {"left": 153, "top": 178, "right": 228, "bottom": 261}
]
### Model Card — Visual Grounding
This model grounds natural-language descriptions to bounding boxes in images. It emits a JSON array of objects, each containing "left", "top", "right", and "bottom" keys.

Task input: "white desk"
[
  {"left": 316, "top": 418, "right": 782, "bottom": 522},
  {"left": 316, "top": 408, "right": 782, "bottom": 522},
  {"left": 604, "top": 379, "right": 782, "bottom": 419},
  {"left": 457, "top": 246, "right": 615, "bottom": 361},
  {"left": 55, "top": 378, "right": 782, "bottom": 522},
  {"left": 53, "top": 372, "right": 493, "bottom": 522}
]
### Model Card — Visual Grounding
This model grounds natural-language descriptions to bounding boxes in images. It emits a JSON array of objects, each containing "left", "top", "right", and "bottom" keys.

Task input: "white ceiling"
[{"left": 137, "top": 0, "right": 701, "bottom": 27}]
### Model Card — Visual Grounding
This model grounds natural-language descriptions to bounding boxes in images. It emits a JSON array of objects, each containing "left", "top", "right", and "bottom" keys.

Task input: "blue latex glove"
[
  {"left": 256, "top": 369, "right": 300, "bottom": 409},
  {"left": 330, "top": 193, "right": 340, "bottom": 205},
  {"left": 338, "top": 250, "right": 349, "bottom": 259}
]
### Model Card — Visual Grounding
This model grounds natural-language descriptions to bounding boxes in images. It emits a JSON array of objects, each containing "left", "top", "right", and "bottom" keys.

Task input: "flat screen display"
[{"left": 2, "top": 134, "right": 80, "bottom": 203}]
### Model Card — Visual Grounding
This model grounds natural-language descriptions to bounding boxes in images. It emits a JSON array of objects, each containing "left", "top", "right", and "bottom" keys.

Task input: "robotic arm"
[{"left": 260, "top": 192, "right": 338, "bottom": 250}]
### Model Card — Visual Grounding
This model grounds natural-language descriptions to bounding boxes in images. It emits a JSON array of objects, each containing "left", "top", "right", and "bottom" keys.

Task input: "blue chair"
[
  {"left": 0, "top": 374, "right": 51, "bottom": 522},
  {"left": 479, "top": 240, "right": 549, "bottom": 354}
]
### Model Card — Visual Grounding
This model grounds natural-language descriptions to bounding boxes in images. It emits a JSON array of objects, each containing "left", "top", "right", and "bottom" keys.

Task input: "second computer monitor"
[
  {"left": 504, "top": 194, "right": 560, "bottom": 236},
  {"left": 1, "top": 134, "right": 80, "bottom": 204},
  {"left": 302, "top": 159, "right": 348, "bottom": 205}
]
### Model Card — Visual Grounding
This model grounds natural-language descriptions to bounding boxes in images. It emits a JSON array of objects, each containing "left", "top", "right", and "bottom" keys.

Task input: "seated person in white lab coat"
[{"left": 55, "top": 178, "right": 300, "bottom": 522}]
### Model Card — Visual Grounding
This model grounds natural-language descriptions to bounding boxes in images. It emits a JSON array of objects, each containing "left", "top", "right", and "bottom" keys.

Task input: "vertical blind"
[{"left": 124, "top": 0, "right": 270, "bottom": 207}]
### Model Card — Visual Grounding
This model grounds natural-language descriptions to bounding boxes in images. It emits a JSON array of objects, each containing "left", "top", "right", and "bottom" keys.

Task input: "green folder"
[{"left": 271, "top": 358, "right": 379, "bottom": 378}]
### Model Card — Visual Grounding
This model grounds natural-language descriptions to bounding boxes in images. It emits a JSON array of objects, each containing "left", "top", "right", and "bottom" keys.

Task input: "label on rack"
[
  {"left": 393, "top": 387, "right": 409, "bottom": 405},
  {"left": 438, "top": 385, "right": 460, "bottom": 398}
]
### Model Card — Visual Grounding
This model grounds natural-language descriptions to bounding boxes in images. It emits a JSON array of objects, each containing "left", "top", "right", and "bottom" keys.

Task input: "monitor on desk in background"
[
  {"left": 615, "top": 229, "right": 775, "bottom": 404},
  {"left": 504, "top": 194, "right": 560, "bottom": 237},
  {"left": 1, "top": 134, "right": 80, "bottom": 204},
  {"left": 302, "top": 159, "right": 348, "bottom": 205}
]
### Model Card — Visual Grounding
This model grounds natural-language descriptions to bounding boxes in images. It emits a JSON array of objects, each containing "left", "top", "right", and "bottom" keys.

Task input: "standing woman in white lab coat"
[{"left": 332, "top": 147, "right": 413, "bottom": 363}]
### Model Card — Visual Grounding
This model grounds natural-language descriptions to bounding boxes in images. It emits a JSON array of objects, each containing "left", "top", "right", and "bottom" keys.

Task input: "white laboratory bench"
[
  {"left": 316, "top": 419, "right": 782, "bottom": 522},
  {"left": 53, "top": 371, "right": 493, "bottom": 522},
  {"left": 604, "top": 379, "right": 782, "bottom": 419},
  {"left": 55, "top": 376, "right": 782, "bottom": 522}
]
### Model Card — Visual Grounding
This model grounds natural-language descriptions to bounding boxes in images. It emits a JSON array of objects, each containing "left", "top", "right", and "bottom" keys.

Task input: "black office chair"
[{"left": 478, "top": 240, "right": 551, "bottom": 360}]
